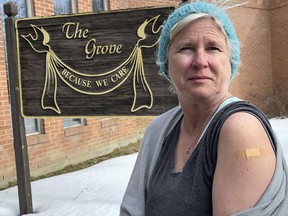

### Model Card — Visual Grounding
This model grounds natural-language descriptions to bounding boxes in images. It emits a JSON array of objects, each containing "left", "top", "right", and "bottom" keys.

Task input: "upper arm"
[{"left": 212, "top": 112, "right": 276, "bottom": 216}]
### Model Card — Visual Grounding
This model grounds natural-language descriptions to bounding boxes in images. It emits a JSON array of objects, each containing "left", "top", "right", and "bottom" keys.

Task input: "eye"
[
  {"left": 207, "top": 46, "right": 221, "bottom": 52},
  {"left": 179, "top": 46, "right": 194, "bottom": 53},
  {"left": 180, "top": 47, "right": 191, "bottom": 51}
]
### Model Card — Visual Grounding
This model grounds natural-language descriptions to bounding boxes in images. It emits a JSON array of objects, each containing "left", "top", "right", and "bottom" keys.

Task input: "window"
[
  {"left": 63, "top": 118, "right": 85, "bottom": 128},
  {"left": 54, "top": 0, "right": 73, "bottom": 15},
  {"left": 24, "top": 118, "right": 43, "bottom": 134},
  {"left": 92, "top": 0, "right": 106, "bottom": 12}
]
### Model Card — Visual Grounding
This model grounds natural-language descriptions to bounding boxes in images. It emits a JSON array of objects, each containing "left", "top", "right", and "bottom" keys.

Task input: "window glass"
[
  {"left": 63, "top": 118, "right": 84, "bottom": 128},
  {"left": 54, "top": 0, "right": 71, "bottom": 15},
  {"left": 24, "top": 118, "right": 42, "bottom": 134},
  {"left": 92, "top": 0, "right": 105, "bottom": 12}
]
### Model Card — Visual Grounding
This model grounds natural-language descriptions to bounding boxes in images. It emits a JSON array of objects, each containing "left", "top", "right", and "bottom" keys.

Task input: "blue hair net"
[{"left": 157, "top": 1, "right": 240, "bottom": 82}]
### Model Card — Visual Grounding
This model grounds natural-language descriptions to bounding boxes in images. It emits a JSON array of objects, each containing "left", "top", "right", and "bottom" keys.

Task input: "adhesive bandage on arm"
[{"left": 233, "top": 147, "right": 269, "bottom": 161}]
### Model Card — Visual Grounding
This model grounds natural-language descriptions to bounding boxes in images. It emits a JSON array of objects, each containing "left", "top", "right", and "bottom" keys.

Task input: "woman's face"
[{"left": 168, "top": 17, "right": 231, "bottom": 103}]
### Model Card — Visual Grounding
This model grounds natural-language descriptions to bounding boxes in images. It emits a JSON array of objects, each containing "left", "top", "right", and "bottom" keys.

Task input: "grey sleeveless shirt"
[{"left": 145, "top": 101, "right": 277, "bottom": 216}]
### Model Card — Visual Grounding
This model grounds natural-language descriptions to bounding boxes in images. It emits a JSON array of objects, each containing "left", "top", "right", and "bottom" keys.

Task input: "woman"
[{"left": 120, "top": 1, "right": 288, "bottom": 215}]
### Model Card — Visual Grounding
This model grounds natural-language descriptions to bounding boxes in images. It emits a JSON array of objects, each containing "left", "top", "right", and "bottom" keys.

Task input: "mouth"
[{"left": 189, "top": 76, "right": 211, "bottom": 81}]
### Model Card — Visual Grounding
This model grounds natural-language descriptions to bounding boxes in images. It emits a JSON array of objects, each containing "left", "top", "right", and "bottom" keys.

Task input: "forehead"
[{"left": 171, "top": 17, "right": 227, "bottom": 44}]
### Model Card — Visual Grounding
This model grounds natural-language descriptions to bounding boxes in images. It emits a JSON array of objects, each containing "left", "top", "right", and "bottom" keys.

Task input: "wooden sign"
[{"left": 15, "top": 7, "right": 178, "bottom": 117}]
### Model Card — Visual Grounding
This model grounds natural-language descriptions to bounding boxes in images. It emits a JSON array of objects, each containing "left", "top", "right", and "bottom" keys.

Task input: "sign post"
[{"left": 4, "top": 2, "right": 33, "bottom": 214}]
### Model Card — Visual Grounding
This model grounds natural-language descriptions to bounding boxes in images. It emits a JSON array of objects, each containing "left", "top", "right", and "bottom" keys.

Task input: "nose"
[{"left": 191, "top": 49, "right": 208, "bottom": 69}]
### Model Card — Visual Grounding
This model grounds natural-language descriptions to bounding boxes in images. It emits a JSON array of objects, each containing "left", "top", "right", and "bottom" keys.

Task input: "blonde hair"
[{"left": 169, "top": 13, "right": 233, "bottom": 57}]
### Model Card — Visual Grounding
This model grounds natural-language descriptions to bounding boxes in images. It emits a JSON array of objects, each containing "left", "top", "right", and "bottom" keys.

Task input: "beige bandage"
[{"left": 233, "top": 147, "right": 269, "bottom": 161}]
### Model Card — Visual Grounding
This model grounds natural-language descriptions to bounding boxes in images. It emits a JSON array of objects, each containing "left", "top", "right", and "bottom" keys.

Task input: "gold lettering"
[
  {"left": 83, "top": 29, "right": 89, "bottom": 38},
  {"left": 65, "top": 71, "right": 71, "bottom": 79},
  {"left": 70, "top": 75, "right": 76, "bottom": 82},
  {"left": 95, "top": 79, "right": 108, "bottom": 87},
  {"left": 84, "top": 39, "right": 123, "bottom": 59},
  {"left": 118, "top": 69, "right": 126, "bottom": 77},
  {"left": 96, "top": 45, "right": 102, "bottom": 55},
  {"left": 109, "top": 45, "right": 117, "bottom": 54},
  {"left": 103, "top": 79, "right": 108, "bottom": 86},
  {"left": 86, "top": 81, "right": 92, "bottom": 88},
  {"left": 85, "top": 39, "right": 96, "bottom": 59},
  {"left": 101, "top": 45, "right": 109, "bottom": 54},
  {"left": 82, "top": 80, "right": 87, "bottom": 87},
  {"left": 111, "top": 67, "right": 128, "bottom": 82},
  {"left": 61, "top": 69, "right": 92, "bottom": 88},
  {"left": 62, "top": 22, "right": 74, "bottom": 39},
  {"left": 116, "top": 44, "right": 122, "bottom": 53},
  {"left": 62, "top": 69, "right": 69, "bottom": 76},
  {"left": 122, "top": 67, "right": 128, "bottom": 73},
  {"left": 82, "top": 80, "right": 91, "bottom": 87},
  {"left": 62, "top": 22, "right": 89, "bottom": 39}
]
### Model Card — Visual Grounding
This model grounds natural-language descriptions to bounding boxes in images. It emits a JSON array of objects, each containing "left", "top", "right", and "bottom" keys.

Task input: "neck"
[{"left": 181, "top": 93, "right": 232, "bottom": 131}]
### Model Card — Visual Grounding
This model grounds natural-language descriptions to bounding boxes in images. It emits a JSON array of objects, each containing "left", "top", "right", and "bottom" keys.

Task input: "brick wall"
[
  {"left": 109, "top": 0, "right": 179, "bottom": 10},
  {"left": 27, "top": 116, "right": 153, "bottom": 178},
  {"left": 229, "top": 5, "right": 273, "bottom": 114},
  {"left": 34, "top": 0, "right": 54, "bottom": 16},
  {"left": 77, "top": 0, "right": 92, "bottom": 13},
  {"left": 270, "top": 3, "right": 288, "bottom": 115}
]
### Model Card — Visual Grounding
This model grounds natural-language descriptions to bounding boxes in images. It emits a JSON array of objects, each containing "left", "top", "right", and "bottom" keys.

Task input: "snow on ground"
[
  {"left": 0, "top": 153, "right": 137, "bottom": 216},
  {"left": 0, "top": 118, "right": 287, "bottom": 216}
]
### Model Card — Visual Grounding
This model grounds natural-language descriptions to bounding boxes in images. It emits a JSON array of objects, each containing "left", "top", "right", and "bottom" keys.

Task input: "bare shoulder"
[
  {"left": 212, "top": 112, "right": 276, "bottom": 216},
  {"left": 220, "top": 112, "right": 270, "bottom": 142}
]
